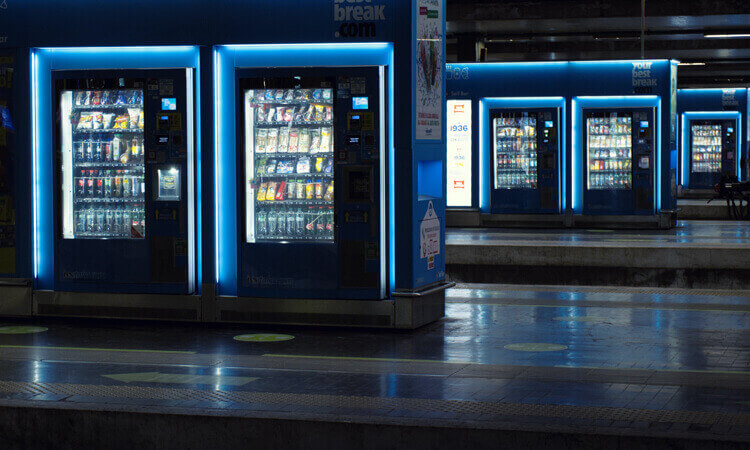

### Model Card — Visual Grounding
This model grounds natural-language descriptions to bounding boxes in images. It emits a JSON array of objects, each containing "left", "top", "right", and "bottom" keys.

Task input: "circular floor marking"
[
  {"left": 233, "top": 334, "right": 295, "bottom": 342},
  {"left": 504, "top": 343, "right": 568, "bottom": 352},
  {"left": 0, "top": 326, "right": 48, "bottom": 334},
  {"left": 553, "top": 316, "right": 608, "bottom": 323}
]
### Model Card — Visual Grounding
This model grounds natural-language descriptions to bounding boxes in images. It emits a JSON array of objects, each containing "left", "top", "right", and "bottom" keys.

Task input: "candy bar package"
[
  {"left": 312, "top": 89, "right": 322, "bottom": 100},
  {"left": 298, "top": 129, "right": 311, "bottom": 153},
  {"left": 128, "top": 109, "right": 140, "bottom": 130},
  {"left": 284, "top": 90, "right": 294, "bottom": 101},
  {"left": 288, "top": 129, "right": 299, "bottom": 153},
  {"left": 276, "top": 181, "right": 287, "bottom": 201},
  {"left": 324, "top": 158, "right": 333, "bottom": 174},
  {"left": 315, "top": 181, "right": 323, "bottom": 199},
  {"left": 320, "top": 127, "right": 332, "bottom": 152},
  {"left": 277, "top": 159, "right": 295, "bottom": 174},
  {"left": 77, "top": 113, "right": 93, "bottom": 130},
  {"left": 306, "top": 182, "right": 314, "bottom": 199},
  {"left": 255, "top": 129, "right": 268, "bottom": 153},
  {"left": 322, "top": 89, "right": 332, "bottom": 100},
  {"left": 303, "top": 105, "right": 315, "bottom": 122},
  {"left": 92, "top": 112, "right": 103, "bottom": 130},
  {"left": 257, "top": 182, "right": 268, "bottom": 201},
  {"left": 283, "top": 107, "right": 294, "bottom": 122},
  {"left": 83, "top": 91, "right": 92, "bottom": 106},
  {"left": 324, "top": 106, "right": 333, "bottom": 122},
  {"left": 264, "top": 90, "right": 275, "bottom": 101},
  {"left": 295, "top": 181, "right": 305, "bottom": 199},
  {"left": 265, "top": 159, "right": 278, "bottom": 174},
  {"left": 114, "top": 114, "right": 129, "bottom": 130},
  {"left": 275, "top": 90, "right": 284, "bottom": 101},
  {"left": 324, "top": 181, "right": 334, "bottom": 202},
  {"left": 267, "top": 107, "right": 276, "bottom": 123},
  {"left": 101, "top": 91, "right": 111, "bottom": 106},
  {"left": 275, "top": 107, "right": 285, "bottom": 123},
  {"left": 296, "top": 156, "right": 311, "bottom": 174},
  {"left": 277, "top": 128, "right": 290, "bottom": 153},
  {"left": 310, "top": 130, "right": 321, "bottom": 153},
  {"left": 256, "top": 105, "right": 268, "bottom": 123},
  {"left": 91, "top": 91, "right": 102, "bottom": 106},
  {"left": 267, "top": 129, "right": 279, "bottom": 152},
  {"left": 266, "top": 182, "right": 277, "bottom": 201},
  {"left": 314, "top": 104, "right": 325, "bottom": 122},
  {"left": 315, "top": 157, "right": 325, "bottom": 173},
  {"left": 102, "top": 113, "right": 115, "bottom": 130}
]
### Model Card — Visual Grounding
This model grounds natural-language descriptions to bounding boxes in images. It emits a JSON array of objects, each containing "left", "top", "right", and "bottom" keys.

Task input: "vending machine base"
[
  {"left": 0, "top": 280, "right": 33, "bottom": 316},
  {"left": 215, "top": 285, "right": 449, "bottom": 329},
  {"left": 33, "top": 291, "right": 201, "bottom": 321},
  {"left": 571, "top": 211, "right": 676, "bottom": 230}
]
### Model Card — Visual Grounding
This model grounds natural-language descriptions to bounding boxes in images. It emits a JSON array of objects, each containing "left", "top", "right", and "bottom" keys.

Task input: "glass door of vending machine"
[
  {"left": 689, "top": 119, "right": 737, "bottom": 189},
  {"left": 55, "top": 70, "right": 195, "bottom": 294},
  {"left": 238, "top": 67, "right": 386, "bottom": 300},
  {"left": 489, "top": 109, "right": 560, "bottom": 213},
  {"left": 583, "top": 109, "right": 655, "bottom": 214}
]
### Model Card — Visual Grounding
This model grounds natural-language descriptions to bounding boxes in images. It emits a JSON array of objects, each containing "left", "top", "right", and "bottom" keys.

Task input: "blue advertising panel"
[{"left": 446, "top": 60, "right": 675, "bottom": 216}]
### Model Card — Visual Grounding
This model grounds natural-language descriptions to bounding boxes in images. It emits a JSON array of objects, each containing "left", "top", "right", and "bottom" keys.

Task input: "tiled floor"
[{"left": 0, "top": 283, "right": 748, "bottom": 442}]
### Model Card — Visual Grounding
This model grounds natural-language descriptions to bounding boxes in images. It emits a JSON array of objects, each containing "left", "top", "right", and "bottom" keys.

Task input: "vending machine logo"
[
  {"left": 632, "top": 61, "right": 657, "bottom": 89},
  {"left": 333, "top": 0, "right": 387, "bottom": 38},
  {"left": 722, "top": 89, "right": 739, "bottom": 108}
]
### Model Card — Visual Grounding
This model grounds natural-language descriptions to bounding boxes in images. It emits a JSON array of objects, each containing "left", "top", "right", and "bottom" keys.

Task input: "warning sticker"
[{"left": 420, "top": 201, "right": 440, "bottom": 259}]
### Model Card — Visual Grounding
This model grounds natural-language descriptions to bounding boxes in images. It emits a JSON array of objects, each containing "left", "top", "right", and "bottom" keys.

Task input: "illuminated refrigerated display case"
[
  {"left": 60, "top": 89, "right": 146, "bottom": 239},
  {"left": 493, "top": 114, "right": 537, "bottom": 189},
  {"left": 243, "top": 88, "right": 335, "bottom": 243},
  {"left": 586, "top": 114, "right": 632, "bottom": 190},
  {"left": 691, "top": 124, "right": 723, "bottom": 174}
]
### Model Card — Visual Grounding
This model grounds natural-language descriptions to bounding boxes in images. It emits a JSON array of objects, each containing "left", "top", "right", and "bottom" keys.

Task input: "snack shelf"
[
  {"left": 256, "top": 200, "right": 332, "bottom": 206},
  {"left": 73, "top": 105, "right": 143, "bottom": 110},
  {"left": 255, "top": 122, "right": 334, "bottom": 127},
  {"left": 256, "top": 173, "right": 334, "bottom": 179},
  {"left": 75, "top": 198, "right": 145, "bottom": 204},
  {"left": 73, "top": 129, "right": 143, "bottom": 134}
]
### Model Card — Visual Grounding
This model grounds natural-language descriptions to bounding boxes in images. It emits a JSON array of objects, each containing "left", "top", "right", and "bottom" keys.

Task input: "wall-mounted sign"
[{"left": 446, "top": 100, "right": 471, "bottom": 207}]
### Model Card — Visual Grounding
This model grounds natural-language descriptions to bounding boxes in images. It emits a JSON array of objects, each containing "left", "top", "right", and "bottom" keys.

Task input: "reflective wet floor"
[{"left": 0, "top": 284, "right": 748, "bottom": 441}]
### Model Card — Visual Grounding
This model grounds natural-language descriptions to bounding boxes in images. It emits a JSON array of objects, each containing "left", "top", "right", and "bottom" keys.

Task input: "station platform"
[
  {"left": 447, "top": 220, "right": 750, "bottom": 289},
  {"left": 0, "top": 283, "right": 747, "bottom": 448},
  {"left": 678, "top": 198, "right": 746, "bottom": 220}
]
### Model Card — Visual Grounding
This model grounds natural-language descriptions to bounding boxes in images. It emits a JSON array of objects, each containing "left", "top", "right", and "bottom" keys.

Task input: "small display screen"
[
  {"left": 640, "top": 121, "right": 649, "bottom": 128},
  {"left": 347, "top": 136, "right": 361, "bottom": 145},
  {"left": 161, "top": 98, "right": 177, "bottom": 111},
  {"left": 157, "top": 136, "right": 169, "bottom": 145},
  {"left": 352, "top": 97, "right": 369, "bottom": 110},
  {"left": 728, "top": 127, "right": 734, "bottom": 133},
  {"left": 545, "top": 121, "right": 554, "bottom": 128}
]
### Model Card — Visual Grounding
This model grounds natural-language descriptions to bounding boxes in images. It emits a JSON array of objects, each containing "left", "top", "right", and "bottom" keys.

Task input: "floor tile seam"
[{"left": 445, "top": 241, "right": 750, "bottom": 250}]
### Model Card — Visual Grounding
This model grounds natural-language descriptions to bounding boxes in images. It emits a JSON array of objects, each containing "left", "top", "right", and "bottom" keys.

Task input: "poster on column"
[{"left": 415, "top": 0, "right": 443, "bottom": 140}]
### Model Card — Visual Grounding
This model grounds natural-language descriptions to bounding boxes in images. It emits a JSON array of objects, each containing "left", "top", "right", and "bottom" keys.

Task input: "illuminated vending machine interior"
[
  {"left": 582, "top": 108, "right": 655, "bottom": 214},
  {"left": 54, "top": 70, "right": 195, "bottom": 294},
  {"left": 489, "top": 109, "right": 560, "bottom": 213},
  {"left": 237, "top": 67, "right": 386, "bottom": 300},
  {"left": 688, "top": 119, "right": 737, "bottom": 189}
]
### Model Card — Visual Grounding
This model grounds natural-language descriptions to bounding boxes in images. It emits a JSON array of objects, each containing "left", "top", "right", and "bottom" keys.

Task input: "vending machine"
[
  {"left": 236, "top": 66, "right": 386, "bottom": 300},
  {"left": 686, "top": 118, "right": 739, "bottom": 189},
  {"left": 582, "top": 108, "right": 656, "bottom": 215},
  {"left": 52, "top": 69, "right": 196, "bottom": 296},
  {"left": 489, "top": 108, "right": 560, "bottom": 213}
]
